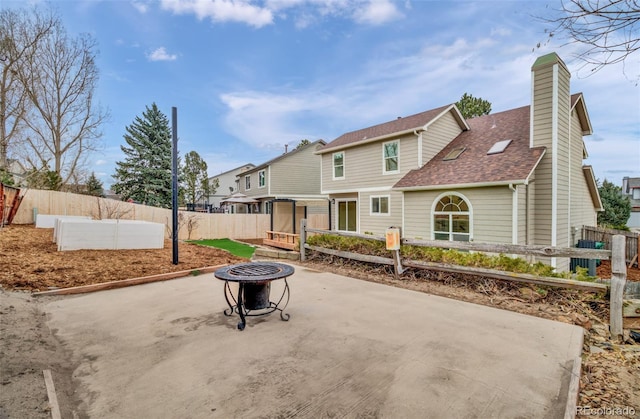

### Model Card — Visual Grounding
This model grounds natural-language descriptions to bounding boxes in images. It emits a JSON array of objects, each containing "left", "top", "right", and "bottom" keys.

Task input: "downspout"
[
  {"left": 551, "top": 63, "right": 559, "bottom": 268},
  {"left": 414, "top": 128, "right": 425, "bottom": 167},
  {"left": 292, "top": 201, "right": 296, "bottom": 234},
  {"left": 510, "top": 184, "right": 518, "bottom": 245},
  {"left": 269, "top": 200, "right": 274, "bottom": 231}
]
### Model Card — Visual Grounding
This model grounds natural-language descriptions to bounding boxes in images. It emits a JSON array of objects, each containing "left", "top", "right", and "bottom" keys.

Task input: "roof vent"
[{"left": 487, "top": 139, "right": 512, "bottom": 155}]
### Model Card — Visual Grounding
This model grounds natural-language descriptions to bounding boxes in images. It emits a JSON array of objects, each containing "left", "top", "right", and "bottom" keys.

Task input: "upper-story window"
[
  {"left": 245, "top": 175, "right": 251, "bottom": 190},
  {"left": 383, "top": 140, "right": 399, "bottom": 174},
  {"left": 258, "top": 170, "right": 266, "bottom": 188},
  {"left": 333, "top": 152, "right": 344, "bottom": 180},
  {"left": 633, "top": 188, "right": 640, "bottom": 200}
]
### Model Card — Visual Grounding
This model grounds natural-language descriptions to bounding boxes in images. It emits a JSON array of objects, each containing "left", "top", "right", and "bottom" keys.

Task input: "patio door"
[{"left": 337, "top": 200, "right": 357, "bottom": 232}]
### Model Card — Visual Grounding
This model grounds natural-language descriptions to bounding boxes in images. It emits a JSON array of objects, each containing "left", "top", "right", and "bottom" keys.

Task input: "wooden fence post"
[
  {"left": 610, "top": 235, "right": 626, "bottom": 342},
  {"left": 300, "top": 218, "right": 307, "bottom": 262}
]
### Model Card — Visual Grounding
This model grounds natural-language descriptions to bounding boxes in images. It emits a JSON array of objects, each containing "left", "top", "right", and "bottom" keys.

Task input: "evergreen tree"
[
  {"left": 181, "top": 150, "right": 209, "bottom": 206},
  {"left": 296, "top": 139, "right": 311, "bottom": 149},
  {"left": 112, "top": 103, "right": 173, "bottom": 208},
  {"left": 455, "top": 93, "right": 492, "bottom": 119},
  {"left": 25, "top": 166, "right": 62, "bottom": 190},
  {"left": 0, "top": 168, "right": 15, "bottom": 186},
  {"left": 85, "top": 172, "right": 104, "bottom": 197},
  {"left": 597, "top": 179, "right": 631, "bottom": 229}
]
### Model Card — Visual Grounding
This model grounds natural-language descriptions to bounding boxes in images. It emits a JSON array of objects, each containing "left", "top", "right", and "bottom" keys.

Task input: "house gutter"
[
  {"left": 317, "top": 127, "right": 425, "bottom": 155},
  {"left": 394, "top": 179, "right": 527, "bottom": 192}
]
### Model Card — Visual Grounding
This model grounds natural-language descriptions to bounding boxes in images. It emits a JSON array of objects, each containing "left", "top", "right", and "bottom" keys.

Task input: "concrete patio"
[{"left": 43, "top": 263, "right": 583, "bottom": 418}]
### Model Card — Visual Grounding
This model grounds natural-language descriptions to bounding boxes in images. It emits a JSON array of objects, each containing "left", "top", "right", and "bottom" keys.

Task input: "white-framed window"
[
  {"left": 383, "top": 140, "right": 399, "bottom": 174},
  {"left": 258, "top": 170, "right": 266, "bottom": 188},
  {"left": 245, "top": 175, "right": 251, "bottom": 190},
  {"left": 633, "top": 188, "right": 640, "bottom": 200},
  {"left": 432, "top": 192, "right": 471, "bottom": 242},
  {"left": 333, "top": 152, "right": 345, "bottom": 180},
  {"left": 337, "top": 199, "right": 356, "bottom": 232},
  {"left": 370, "top": 195, "right": 390, "bottom": 215}
]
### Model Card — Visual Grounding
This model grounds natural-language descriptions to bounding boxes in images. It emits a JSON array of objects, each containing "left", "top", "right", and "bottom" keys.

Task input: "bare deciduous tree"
[
  {"left": 93, "top": 197, "right": 133, "bottom": 220},
  {"left": 541, "top": 0, "right": 640, "bottom": 78},
  {"left": 0, "top": 6, "right": 58, "bottom": 169},
  {"left": 17, "top": 10, "right": 109, "bottom": 186}
]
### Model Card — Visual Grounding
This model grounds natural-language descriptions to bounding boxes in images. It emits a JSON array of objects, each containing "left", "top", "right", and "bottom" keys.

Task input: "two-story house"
[
  {"left": 622, "top": 177, "right": 640, "bottom": 229},
  {"left": 237, "top": 140, "right": 329, "bottom": 245},
  {"left": 207, "top": 163, "right": 255, "bottom": 211},
  {"left": 319, "top": 52, "right": 602, "bottom": 271}
]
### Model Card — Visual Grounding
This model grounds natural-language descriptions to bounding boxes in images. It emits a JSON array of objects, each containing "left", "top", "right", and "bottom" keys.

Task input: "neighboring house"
[
  {"left": 318, "top": 52, "right": 602, "bottom": 271},
  {"left": 4, "top": 159, "right": 27, "bottom": 186},
  {"left": 622, "top": 177, "right": 640, "bottom": 229},
  {"left": 207, "top": 163, "right": 255, "bottom": 211},
  {"left": 237, "top": 139, "right": 329, "bottom": 236}
]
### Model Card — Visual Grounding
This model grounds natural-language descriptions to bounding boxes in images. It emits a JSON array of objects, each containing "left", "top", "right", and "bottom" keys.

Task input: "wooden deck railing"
[{"left": 264, "top": 230, "right": 299, "bottom": 250}]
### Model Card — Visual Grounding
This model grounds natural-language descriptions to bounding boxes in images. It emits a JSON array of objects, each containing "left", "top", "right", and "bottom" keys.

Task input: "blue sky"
[{"left": 14, "top": 0, "right": 640, "bottom": 189}]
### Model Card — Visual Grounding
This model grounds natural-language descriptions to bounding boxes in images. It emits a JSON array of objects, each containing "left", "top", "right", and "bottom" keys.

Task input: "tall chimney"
[
  {"left": 284, "top": 144, "right": 288, "bottom": 154},
  {"left": 529, "top": 52, "right": 572, "bottom": 261},
  {"left": 530, "top": 52, "right": 571, "bottom": 149}
]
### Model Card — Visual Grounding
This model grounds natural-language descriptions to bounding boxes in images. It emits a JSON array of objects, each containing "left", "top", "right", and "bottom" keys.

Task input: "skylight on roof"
[
  {"left": 443, "top": 147, "right": 465, "bottom": 161},
  {"left": 487, "top": 139, "right": 512, "bottom": 155}
]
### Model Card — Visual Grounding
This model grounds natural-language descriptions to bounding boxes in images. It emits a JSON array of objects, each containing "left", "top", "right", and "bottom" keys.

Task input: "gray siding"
[
  {"left": 358, "top": 190, "right": 403, "bottom": 235},
  {"left": 321, "top": 111, "right": 463, "bottom": 195},
  {"left": 531, "top": 64, "right": 555, "bottom": 248},
  {"left": 423, "top": 112, "right": 464, "bottom": 163},
  {"left": 241, "top": 143, "right": 323, "bottom": 199},
  {"left": 322, "top": 133, "right": 419, "bottom": 192},
  {"left": 270, "top": 145, "right": 322, "bottom": 195},
  {"left": 403, "top": 187, "right": 513, "bottom": 244},
  {"left": 569, "top": 110, "right": 597, "bottom": 236},
  {"left": 531, "top": 54, "right": 572, "bottom": 271}
]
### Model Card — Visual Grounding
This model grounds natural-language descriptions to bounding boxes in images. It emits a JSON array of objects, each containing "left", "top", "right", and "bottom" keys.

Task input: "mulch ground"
[{"left": 0, "top": 224, "right": 246, "bottom": 292}]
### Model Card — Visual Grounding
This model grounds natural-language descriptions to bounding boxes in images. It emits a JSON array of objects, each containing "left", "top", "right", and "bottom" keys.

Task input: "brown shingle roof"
[
  {"left": 318, "top": 104, "right": 457, "bottom": 153},
  {"left": 394, "top": 105, "right": 545, "bottom": 189}
]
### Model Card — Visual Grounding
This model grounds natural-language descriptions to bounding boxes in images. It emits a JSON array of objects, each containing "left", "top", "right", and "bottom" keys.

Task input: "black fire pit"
[{"left": 214, "top": 262, "right": 294, "bottom": 330}]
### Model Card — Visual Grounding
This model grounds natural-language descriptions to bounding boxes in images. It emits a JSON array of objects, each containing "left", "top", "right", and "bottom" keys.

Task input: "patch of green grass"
[{"left": 188, "top": 238, "right": 255, "bottom": 259}]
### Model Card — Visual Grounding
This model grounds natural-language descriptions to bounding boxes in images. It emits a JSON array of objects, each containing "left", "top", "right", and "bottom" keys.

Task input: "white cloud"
[
  {"left": 353, "top": 0, "right": 403, "bottom": 25},
  {"left": 219, "top": 91, "right": 335, "bottom": 146},
  {"left": 216, "top": 36, "right": 569, "bottom": 149},
  {"left": 159, "top": 0, "right": 406, "bottom": 28},
  {"left": 131, "top": 1, "right": 149, "bottom": 13},
  {"left": 160, "top": 0, "right": 274, "bottom": 28},
  {"left": 147, "top": 47, "right": 178, "bottom": 61}
]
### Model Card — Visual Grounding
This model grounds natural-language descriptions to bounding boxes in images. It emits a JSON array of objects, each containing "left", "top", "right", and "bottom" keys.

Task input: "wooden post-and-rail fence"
[{"left": 299, "top": 219, "right": 629, "bottom": 341}]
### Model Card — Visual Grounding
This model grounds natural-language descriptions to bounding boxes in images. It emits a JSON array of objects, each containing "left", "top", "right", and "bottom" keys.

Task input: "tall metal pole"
[{"left": 171, "top": 107, "right": 179, "bottom": 264}]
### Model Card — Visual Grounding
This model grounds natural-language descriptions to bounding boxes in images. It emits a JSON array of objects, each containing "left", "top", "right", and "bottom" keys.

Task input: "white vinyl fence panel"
[
  {"left": 36, "top": 214, "right": 92, "bottom": 229},
  {"left": 56, "top": 219, "right": 164, "bottom": 251}
]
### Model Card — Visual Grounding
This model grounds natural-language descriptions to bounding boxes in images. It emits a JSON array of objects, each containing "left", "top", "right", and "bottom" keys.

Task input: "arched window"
[{"left": 433, "top": 193, "right": 471, "bottom": 242}]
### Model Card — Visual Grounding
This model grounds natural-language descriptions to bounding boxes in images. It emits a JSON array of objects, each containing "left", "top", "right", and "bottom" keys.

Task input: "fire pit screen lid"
[{"left": 214, "top": 262, "right": 294, "bottom": 282}]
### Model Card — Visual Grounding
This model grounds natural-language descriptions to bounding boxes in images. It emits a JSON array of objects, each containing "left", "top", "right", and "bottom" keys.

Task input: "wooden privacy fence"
[
  {"left": 582, "top": 225, "right": 639, "bottom": 267},
  {"left": 299, "top": 220, "right": 630, "bottom": 341},
  {"left": 12, "top": 188, "right": 270, "bottom": 240}
]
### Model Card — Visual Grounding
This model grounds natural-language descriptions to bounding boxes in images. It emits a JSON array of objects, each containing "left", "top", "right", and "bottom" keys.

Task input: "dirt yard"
[{"left": 1, "top": 224, "right": 639, "bottom": 418}]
